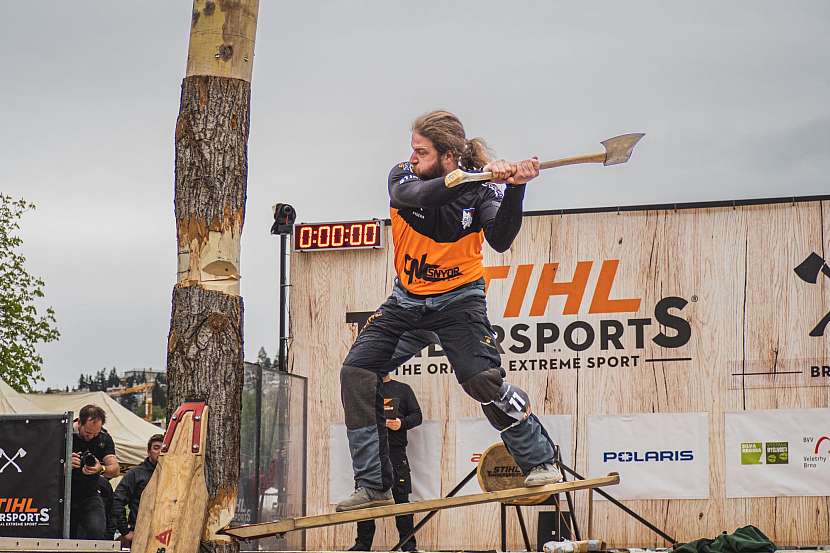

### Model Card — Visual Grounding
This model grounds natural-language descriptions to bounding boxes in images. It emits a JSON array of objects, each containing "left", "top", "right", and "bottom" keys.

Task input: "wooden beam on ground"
[{"left": 221, "top": 473, "right": 619, "bottom": 540}]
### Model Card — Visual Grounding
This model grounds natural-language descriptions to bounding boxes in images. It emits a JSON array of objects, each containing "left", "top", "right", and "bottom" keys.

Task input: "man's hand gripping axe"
[{"left": 444, "top": 132, "right": 645, "bottom": 188}]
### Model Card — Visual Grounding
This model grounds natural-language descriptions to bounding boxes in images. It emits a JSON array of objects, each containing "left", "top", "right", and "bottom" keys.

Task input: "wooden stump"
[{"left": 476, "top": 442, "right": 551, "bottom": 505}]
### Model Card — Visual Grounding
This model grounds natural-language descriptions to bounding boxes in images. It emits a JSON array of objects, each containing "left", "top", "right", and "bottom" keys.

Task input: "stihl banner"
[{"left": 0, "top": 415, "right": 70, "bottom": 538}]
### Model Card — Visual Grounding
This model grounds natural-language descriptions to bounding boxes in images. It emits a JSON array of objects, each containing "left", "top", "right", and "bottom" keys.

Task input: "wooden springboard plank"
[{"left": 222, "top": 473, "right": 619, "bottom": 540}]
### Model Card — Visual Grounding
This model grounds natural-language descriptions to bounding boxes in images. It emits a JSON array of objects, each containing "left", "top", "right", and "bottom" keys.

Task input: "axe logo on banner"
[
  {"left": 0, "top": 447, "right": 27, "bottom": 473},
  {"left": 793, "top": 252, "right": 830, "bottom": 337}
]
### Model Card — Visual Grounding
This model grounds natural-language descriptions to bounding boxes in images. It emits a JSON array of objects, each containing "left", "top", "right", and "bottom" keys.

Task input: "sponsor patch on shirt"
[
  {"left": 481, "top": 182, "right": 504, "bottom": 199},
  {"left": 461, "top": 208, "right": 475, "bottom": 229}
]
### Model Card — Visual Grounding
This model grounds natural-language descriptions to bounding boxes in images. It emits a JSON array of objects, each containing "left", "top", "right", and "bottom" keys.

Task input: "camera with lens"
[{"left": 80, "top": 451, "right": 98, "bottom": 468}]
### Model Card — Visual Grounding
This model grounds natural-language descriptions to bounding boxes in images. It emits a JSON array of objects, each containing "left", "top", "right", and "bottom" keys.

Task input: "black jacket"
[
  {"left": 383, "top": 379, "right": 422, "bottom": 451},
  {"left": 111, "top": 457, "right": 156, "bottom": 534}
]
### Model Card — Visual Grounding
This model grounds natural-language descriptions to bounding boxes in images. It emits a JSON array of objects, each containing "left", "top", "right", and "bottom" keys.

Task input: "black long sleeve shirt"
[
  {"left": 388, "top": 162, "right": 527, "bottom": 295},
  {"left": 382, "top": 379, "right": 422, "bottom": 451}
]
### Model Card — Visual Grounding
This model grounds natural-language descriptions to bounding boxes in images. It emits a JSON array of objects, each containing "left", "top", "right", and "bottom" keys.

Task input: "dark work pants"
[
  {"left": 354, "top": 453, "right": 415, "bottom": 550},
  {"left": 70, "top": 493, "right": 107, "bottom": 540},
  {"left": 340, "top": 280, "right": 555, "bottom": 491},
  {"left": 354, "top": 489, "right": 414, "bottom": 550}
]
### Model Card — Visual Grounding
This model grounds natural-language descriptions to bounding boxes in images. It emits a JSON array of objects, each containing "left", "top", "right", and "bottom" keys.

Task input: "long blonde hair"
[{"left": 411, "top": 110, "right": 492, "bottom": 171}]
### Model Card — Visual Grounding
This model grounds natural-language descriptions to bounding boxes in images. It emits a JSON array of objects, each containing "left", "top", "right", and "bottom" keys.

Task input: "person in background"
[
  {"left": 70, "top": 404, "right": 120, "bottom": 539},
  {"left": 111, "top": 433, "right": 164, "bottom": 548}
]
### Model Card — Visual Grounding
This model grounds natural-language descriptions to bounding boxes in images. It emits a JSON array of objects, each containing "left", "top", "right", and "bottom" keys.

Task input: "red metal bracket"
[{"left": 161, "top": 402, "right": 207, "bottom": 454}]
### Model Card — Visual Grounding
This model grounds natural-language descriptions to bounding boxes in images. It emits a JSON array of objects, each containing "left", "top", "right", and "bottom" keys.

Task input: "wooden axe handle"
[{"left": 444, "top": 152, "right": 606, "bottom": 188}]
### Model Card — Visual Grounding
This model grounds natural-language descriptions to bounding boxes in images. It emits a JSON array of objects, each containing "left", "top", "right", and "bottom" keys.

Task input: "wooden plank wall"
[{"left": 288, "top": 200, "right": 830, "bottom": 549}]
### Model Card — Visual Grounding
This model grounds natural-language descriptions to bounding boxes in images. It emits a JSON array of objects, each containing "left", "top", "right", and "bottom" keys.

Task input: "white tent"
[
  {"left": 24, "top": 391, "right": 164, "bottom": 466},
  {"left": 0, "top": 378, "right": 41, "bottom": 414}
]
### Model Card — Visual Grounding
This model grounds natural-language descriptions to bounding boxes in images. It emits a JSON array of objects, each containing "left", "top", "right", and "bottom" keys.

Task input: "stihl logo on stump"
[{"left": 156, "top": 528, "right": 172, "bottom": 545}]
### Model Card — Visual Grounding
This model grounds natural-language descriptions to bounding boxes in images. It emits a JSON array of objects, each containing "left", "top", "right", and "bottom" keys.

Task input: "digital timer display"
[{"left": 293, "top": 220, "right": 384, "bottom": 252}]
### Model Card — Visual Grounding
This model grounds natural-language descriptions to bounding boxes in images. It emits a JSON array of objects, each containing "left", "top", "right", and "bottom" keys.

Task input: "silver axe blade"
[{"left": 599, "top": 133, "right": 646, "bottom": 165}]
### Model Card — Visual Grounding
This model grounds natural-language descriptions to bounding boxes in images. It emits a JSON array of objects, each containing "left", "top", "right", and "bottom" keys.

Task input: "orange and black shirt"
[{"left": 388, "top": 161, "right": 527, "bottom": 296}]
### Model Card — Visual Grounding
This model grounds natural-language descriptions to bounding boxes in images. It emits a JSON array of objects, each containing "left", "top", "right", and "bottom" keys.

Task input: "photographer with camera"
[{"left": 70, "top": 404, "right": 119, "bottom": 539}]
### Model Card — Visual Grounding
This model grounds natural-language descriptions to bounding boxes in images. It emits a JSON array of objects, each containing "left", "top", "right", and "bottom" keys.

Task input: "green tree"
[
  {"left": 118, "top": 393, "right": 137, "bottom": 413},
  {"left": 107, "top": 367, "right": 120, "bottom": 389},
  {"left": 152, "top": 373, "right": 167, "bottom": 412},
  {"left": 0, "top": 195, "right": 60, "bottom": 392},
  {"left": 256, "top": 347, "right": 271, "bottom": 368},
  {"left": 95, "top": 368, "right": 106, "bottom": 390}
]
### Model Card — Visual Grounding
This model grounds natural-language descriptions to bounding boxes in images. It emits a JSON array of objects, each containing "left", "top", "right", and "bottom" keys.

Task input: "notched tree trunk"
[
  {"left": 168, "top": 74, "right": 250, "bottom": 553},
  {"left": 175, "top": 75, "right": 250, "bottom": 295},
  {"left": 167, "top": 2, "right": 258, "bottom": 551},
  {"left": 167, "top": 286, "right": 243, "bottom": 552}
]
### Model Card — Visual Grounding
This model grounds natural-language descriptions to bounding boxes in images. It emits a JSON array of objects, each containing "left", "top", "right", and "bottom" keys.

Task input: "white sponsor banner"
[
  {"left": 725, "top": 408, "right": 830, "bottom": 497},
  {"left": 588, "top": 412, "right": 709, "bottom": 500},
  {"left": 329, "top": 421, "right": 442, "bottom": 503},
  {"left": 454, "top": 415, "right": 572, "bottom": 494}
]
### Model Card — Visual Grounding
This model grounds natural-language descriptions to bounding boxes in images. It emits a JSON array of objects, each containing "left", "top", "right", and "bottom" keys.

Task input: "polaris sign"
[
  {"left": 602, "top": 450, "right": 694, "bottom": 463},
  {"left": 589, "top": 413, "right": 710, "bottom": 500}
]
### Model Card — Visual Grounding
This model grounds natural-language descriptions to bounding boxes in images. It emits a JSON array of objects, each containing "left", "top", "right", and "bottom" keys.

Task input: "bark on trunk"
[
  {"left": 167, "top": 2, "right": 259, "bottom": 550},
  {"left": 167, "top": 75, "right": 250, "bottom": 553}
]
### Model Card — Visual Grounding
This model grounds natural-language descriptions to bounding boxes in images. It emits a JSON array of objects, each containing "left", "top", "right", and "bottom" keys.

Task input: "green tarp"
[{"left": 673, "top": 526, "right": 776, "bottom": 553}]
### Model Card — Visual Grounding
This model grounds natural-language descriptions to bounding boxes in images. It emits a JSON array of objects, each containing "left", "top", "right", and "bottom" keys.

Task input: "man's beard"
[{"left": 414, "top": 160, "right": 444, "bottom": 181}]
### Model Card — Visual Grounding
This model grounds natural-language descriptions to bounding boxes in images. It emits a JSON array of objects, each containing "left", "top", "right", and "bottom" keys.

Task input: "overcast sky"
[{"left": 3, "top": 2, "right": 828, "bottom": 390}]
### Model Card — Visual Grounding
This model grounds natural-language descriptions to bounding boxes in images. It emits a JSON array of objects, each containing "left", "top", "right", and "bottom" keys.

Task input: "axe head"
[
  {"left": 601, "top": 133, "right": 645, "bottom": 166},
  {"left": 794, "top": 252, "right": 826, "bottom": 284},
  {"left": 17, "top": 448, "right": 27, "bottom": 458}
]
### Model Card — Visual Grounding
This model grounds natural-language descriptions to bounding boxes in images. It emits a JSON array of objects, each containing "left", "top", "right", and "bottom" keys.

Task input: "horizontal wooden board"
[{"left": 223, "top": 474, "right": 618, "bottom": 539}]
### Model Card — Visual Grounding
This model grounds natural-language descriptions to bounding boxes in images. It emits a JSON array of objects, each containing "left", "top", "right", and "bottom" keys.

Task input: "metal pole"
[
  {"left": 514, "top": 505, "right": 531, "bottom": 551},
  {"left": 253, "top": 363, "right": 262, "bottom": 527},
  {"left": 278, "top": 233, "right": 288, "bottom": 372},
  {"left": 500, "top": 503, "right": 507, "bottom": 551},
  {"left": 563, "top": 482, "right": 580, "bottom": 540},
  {"left": 63, "top": 412, "right": 73, "bottom": 539},
  {"left": 556, "top": 459, "right": 580, "bottom": 541}
]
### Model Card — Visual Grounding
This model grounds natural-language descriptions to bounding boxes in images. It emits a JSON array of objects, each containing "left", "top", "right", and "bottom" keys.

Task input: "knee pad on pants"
[
  {"left": 460, "top": 368, "right": 504, "bottom": 402},
  {"left": 482, "top": 382, "right": 532, "bottom": 431},
  {"left": 340, "top": 364, "right": 381, "bottom": 430}
]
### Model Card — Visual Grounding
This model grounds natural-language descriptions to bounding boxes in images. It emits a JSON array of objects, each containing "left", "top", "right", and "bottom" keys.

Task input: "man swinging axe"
[{"left": 337, "top": 110, "right": 562, "bottom": 511}]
